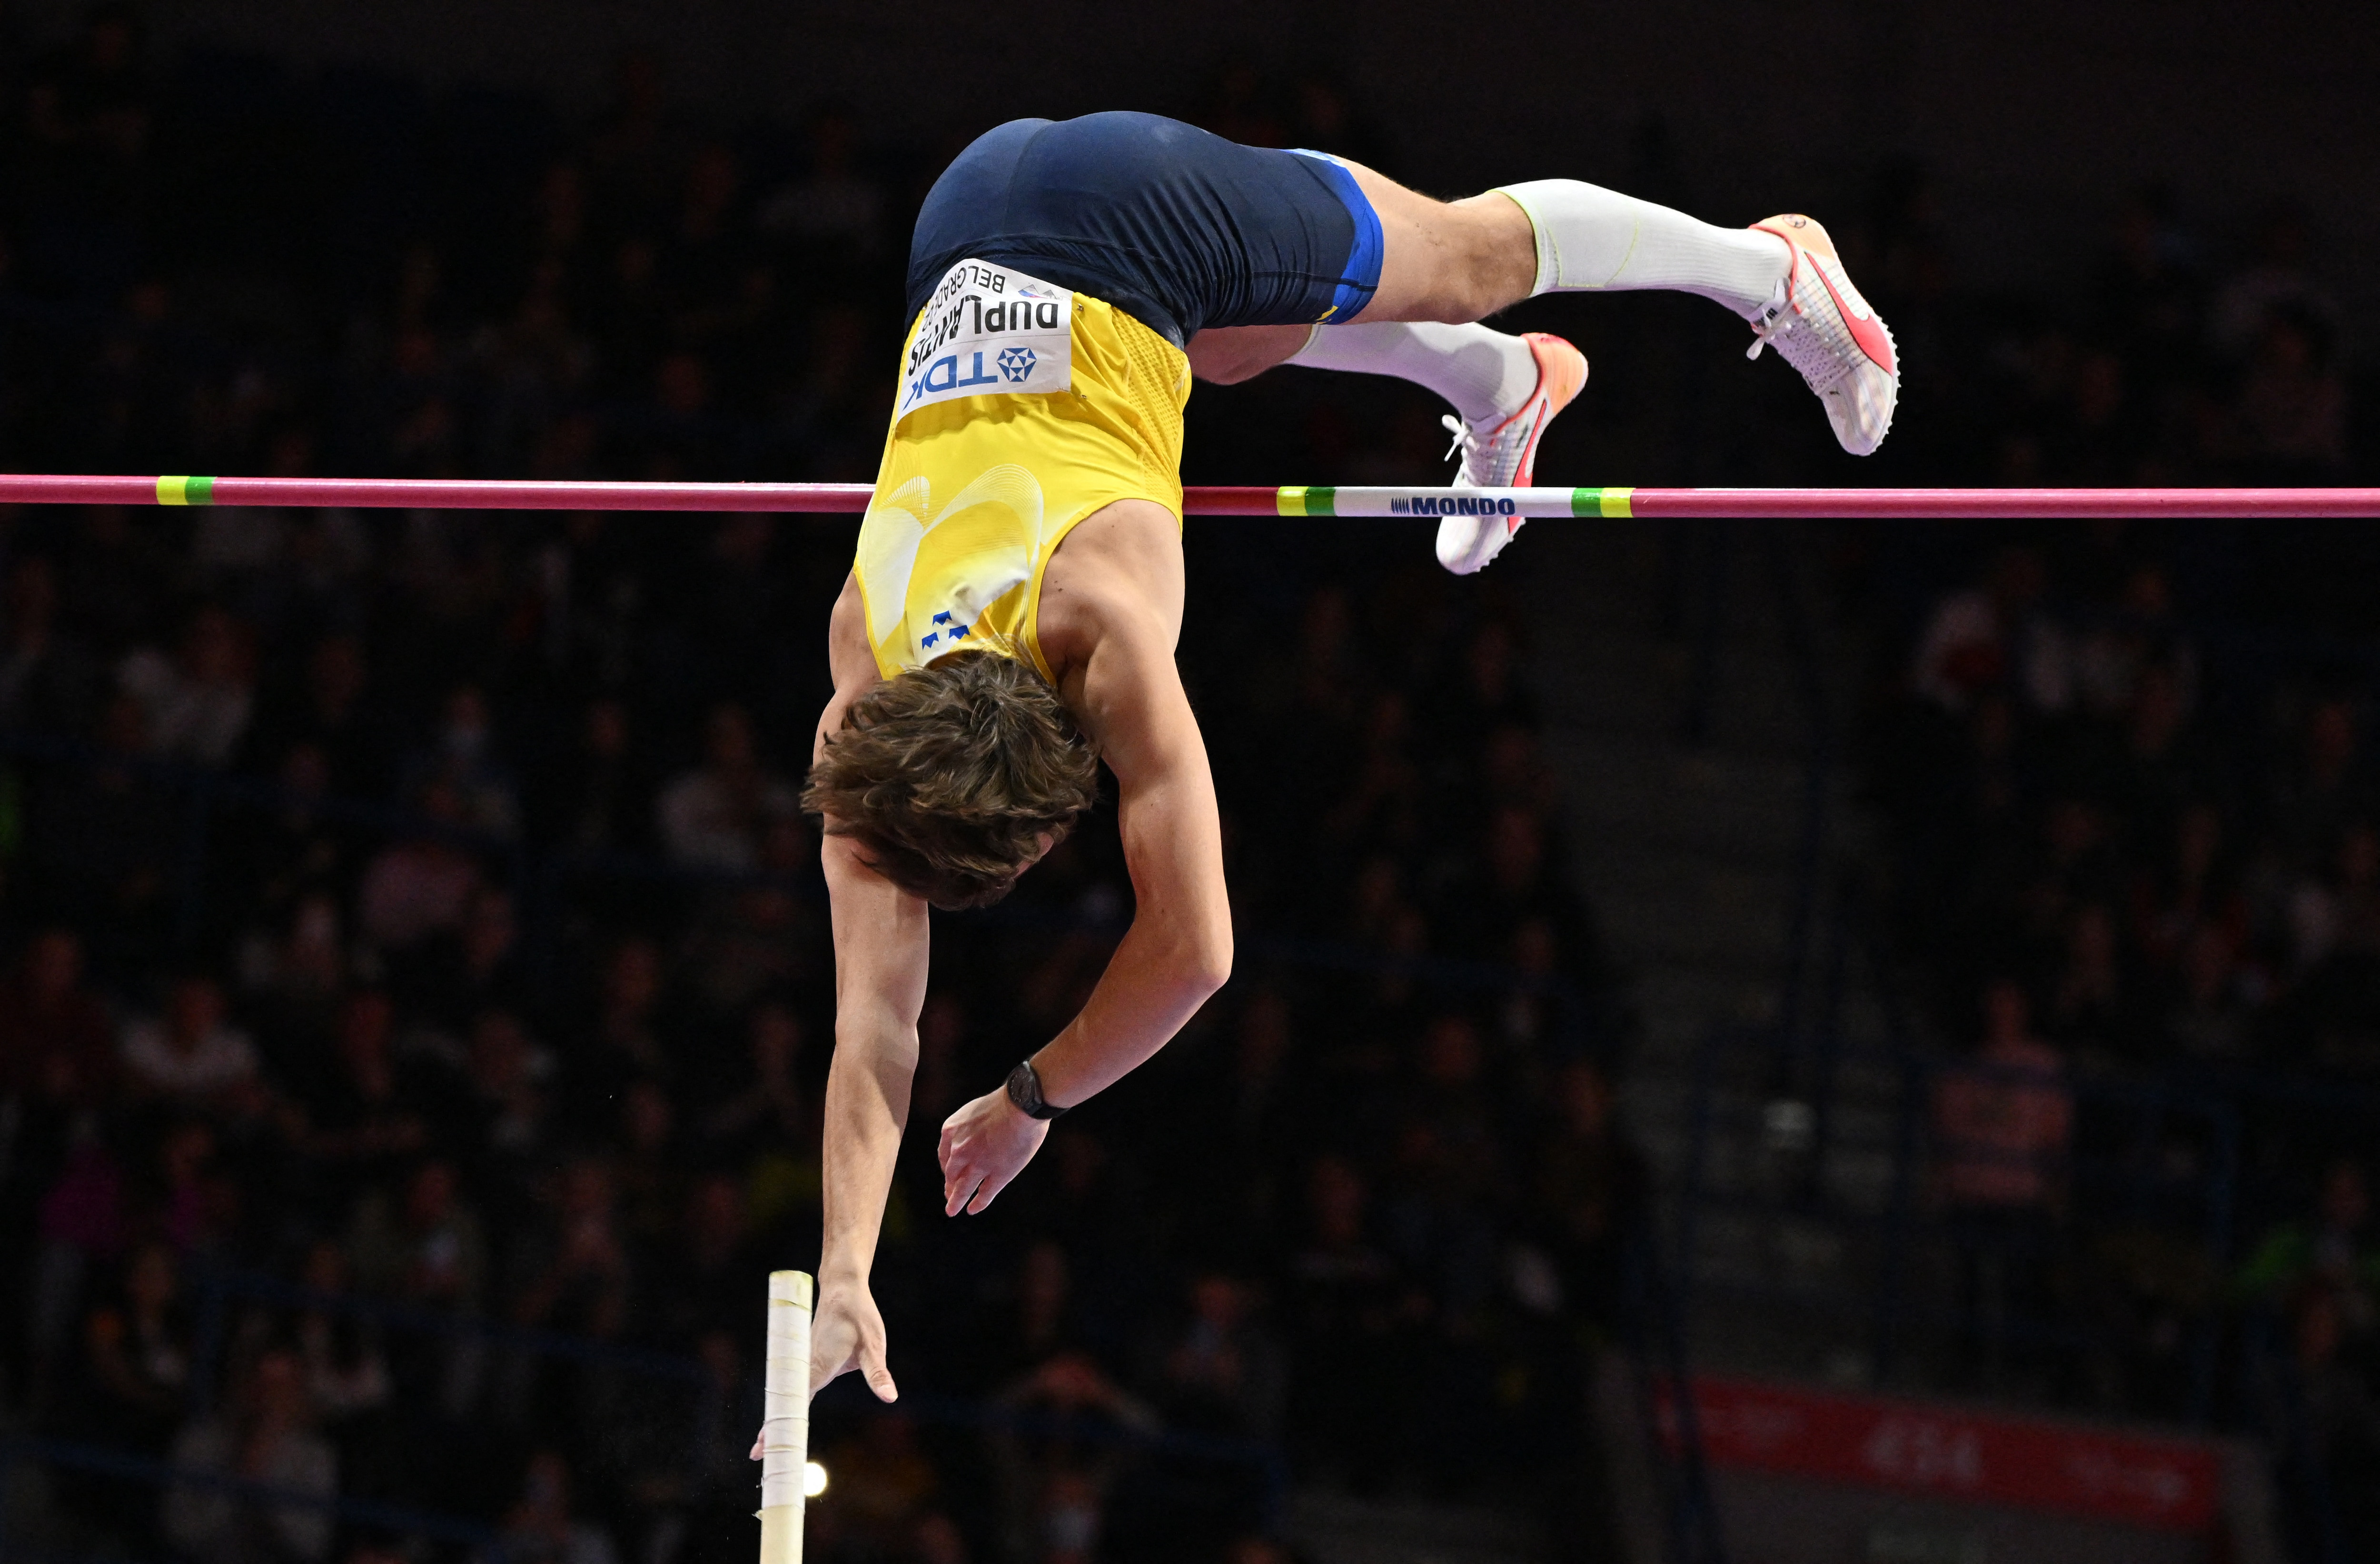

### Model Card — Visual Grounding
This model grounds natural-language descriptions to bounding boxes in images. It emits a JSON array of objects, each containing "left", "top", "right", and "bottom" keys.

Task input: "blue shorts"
[{"left": 905, "top": 112, "right": 1386, "bottom": 348}]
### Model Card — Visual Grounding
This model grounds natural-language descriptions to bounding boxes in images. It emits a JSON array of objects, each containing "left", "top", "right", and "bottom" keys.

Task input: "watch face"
[{"left": 1008, "top": 1060, "right": 1058, "bottom": 1118}]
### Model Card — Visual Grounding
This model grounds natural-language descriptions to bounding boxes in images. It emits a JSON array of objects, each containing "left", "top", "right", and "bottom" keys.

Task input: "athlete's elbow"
[{"left": 1181, "top": 929, "right": 1234, "bottom": 999}]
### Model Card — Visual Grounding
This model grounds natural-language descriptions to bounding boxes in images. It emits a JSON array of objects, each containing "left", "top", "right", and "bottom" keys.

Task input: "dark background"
[{"left": 0, "top": 4, "right": 2377, "bottom": 1564}]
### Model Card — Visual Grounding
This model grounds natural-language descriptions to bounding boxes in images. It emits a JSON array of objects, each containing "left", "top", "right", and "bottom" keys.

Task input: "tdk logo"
[
  {"left": 998, "top": 346, "right": 1037, "bottom": 382},
  {"left": 904, "top": 351, "right": 1009, "bottom": 408},
  {"left": 1388, "top": 496, "right": 1516, "bottom": 516}
]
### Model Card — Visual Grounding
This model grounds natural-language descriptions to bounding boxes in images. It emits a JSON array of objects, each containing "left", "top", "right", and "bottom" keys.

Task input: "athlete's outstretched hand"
[
  {"left": 749, "top": 1279, "right": 896, "bottom": 1456},
  {"left": 810, "top": 1279, "right": 897, "bottom": 1401},
  {"left": 938, "top": 1086, "right": 1050, "bottom": 1216}
]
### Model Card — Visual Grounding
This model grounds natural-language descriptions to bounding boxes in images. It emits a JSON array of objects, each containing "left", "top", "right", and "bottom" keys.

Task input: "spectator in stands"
[
  {"left": 1528, "top": 1060, "right": 1646, "bottom": 1334},
  {"left": 118, "top": 605, "right": 256, "bottom": 768},
  {"left": 0, "top": 927, "right": 118, "bottom": 1116},
  {"left": 119, "top": 974, "right": 258, "bottom": 1110},
  {"left": 1910, "top": 545, "right": 2071, "bottom": 717},
  {"left": 290, "top": 1239, "right": 392, "bottom": 1427},
  {"left": 1932, "top": 979, "right": 2075, "bottom": 1390},
  {"left": 612, "top": 1077, "right": 684, "bottom": 1251},
  {"left": 1284, "top": 1156, "right": 1409, "bottom": 1478},
  {"left": 31, "top": 690, "right": 176, "bottom": 956},
  {"left": 495, "top": 1449, "right": 619, "bottom": 1564},
  {"left": 700, "top": 999, "right": 811, "bottom": 1165},
  {"left": 645, "top": 1173, "right": 765, "bottom": 1349},
  {"left": 539, "top": 697, "right": 652, "bottom": 854},
  {"left": 2237, "top": 1159, "right": 2380, "bottom": 1321},
  {"left": 348, "top": 1157, "right": 489, "bottom": 1315},
  {"left": 247, "top": 634, "right": 383, "bottom": 794},
  {"left": 510, "top": 1156, "right": 632, "bottom": 1341},
  {"left": 293, "top": 990, "right": 430, "bottom": 1220},
  {"left": 20, "top": 4, "right": 154, "bottom": 262},
  {"left": 346, "top": 1156, "right": 488, "bottom": 1420},
  {"left": 655, "top": 702, "right": 797, "bottom": 873},
  {"left": 679, "top": 815, "right": 818, "bottom": 1017},
  {"left": 1148, "top": 1271, "right": 1285, "bottom": 1442},
  {"left": 575, "top": 935, "right": 676, "bottom": 1110},
  {"left": 457, "top": 1010, "right": 556, "bottom": 1221},
  {"left": 987, "top": 1354, "right": 1159, "bottom": 1564},
  {"left": 2266, "top": 695, "right": 2369, "bottom": 880},
  {"left": 755, "top": 107, "right": 887, "bottom": 267},
  {"left": 0, "top": 554, "right": 99, "bottom": 733},
  {"left": 355, "top": 780, "right": 486, "bottom": 954},
  {"left": 405, "top": 684, "right": 521, "bottom": 838},
  {"left": 50, "top": 1239, "right": 188, "bottom": 1546}
]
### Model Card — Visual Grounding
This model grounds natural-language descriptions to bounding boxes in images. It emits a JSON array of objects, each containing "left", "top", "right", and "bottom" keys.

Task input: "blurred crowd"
[
  {"left": 3, "top": 4, "right": 2379, "bottom": 1562},
  {"left": 0, "top": 16, "right": 1638, "bottom": 1564},
  {"left": 1864, "top": 522, "right": 2380, "bottom": 1545}
]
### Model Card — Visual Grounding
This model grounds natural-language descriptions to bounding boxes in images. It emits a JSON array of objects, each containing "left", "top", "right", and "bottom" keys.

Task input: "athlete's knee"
[{"left": 1399, "top": 196, "right": 1536, "bottom": 322}]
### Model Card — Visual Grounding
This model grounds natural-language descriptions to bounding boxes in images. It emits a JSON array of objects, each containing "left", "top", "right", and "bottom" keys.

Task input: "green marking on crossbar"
[
  {"left": 156, "top": 476, "right": 215, "bottom": 506},
  {"left": 1569, "top": 487, "right": 1635, "bottom": 518}
]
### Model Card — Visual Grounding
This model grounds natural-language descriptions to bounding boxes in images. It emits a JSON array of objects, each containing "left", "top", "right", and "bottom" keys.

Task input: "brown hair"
[{"left": 803, "top": 652, "right": 1100, "bottom": 909}]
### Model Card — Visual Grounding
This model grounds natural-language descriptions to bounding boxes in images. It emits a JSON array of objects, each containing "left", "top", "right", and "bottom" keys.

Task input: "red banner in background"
[{"left": 1655, "top": 1376, "right": 2223, "bottom": 1533}]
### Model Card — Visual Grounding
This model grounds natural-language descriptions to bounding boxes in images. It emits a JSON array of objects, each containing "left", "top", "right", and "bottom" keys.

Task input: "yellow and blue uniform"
[
  {"left": 854, "top": 287, "right": 1190, "bottom": 682},
  {"left": 852, "top": 113, "right": 1385, "bottom": 682}
]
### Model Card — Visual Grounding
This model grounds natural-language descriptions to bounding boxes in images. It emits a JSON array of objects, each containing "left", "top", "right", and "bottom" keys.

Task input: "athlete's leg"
[
  {"left": 1345, "top": 165, "right": 1792, "bottom": 324},
  {"left": 1187, "top": 167, "right": 1792, "bottom": 384},
  {"left": 1184, "top": 325, "right": 1313, "bottom": 386},
  {"left": 1188, "top": 321, "right": 1535, "bottom": 431},
  {"left": 1200, "top": 160, "right": 1895, "bottom": 466}
]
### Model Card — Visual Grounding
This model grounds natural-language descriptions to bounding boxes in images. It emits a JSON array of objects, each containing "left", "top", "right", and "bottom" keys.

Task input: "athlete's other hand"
[{"left": 938, "top": 1086, "right": 1050, "bottom": 1216}]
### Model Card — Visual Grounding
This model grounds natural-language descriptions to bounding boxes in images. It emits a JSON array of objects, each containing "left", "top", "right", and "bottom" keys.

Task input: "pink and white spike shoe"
[
  {"left": 1746, "top": 215, "right": 1899, "bottom": 456},
  {"left": 1434, "top": 330, "right": 1587, "bottom": 576}
]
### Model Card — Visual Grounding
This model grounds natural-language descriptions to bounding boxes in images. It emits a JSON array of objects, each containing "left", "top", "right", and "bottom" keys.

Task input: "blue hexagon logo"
[{"left": 997, "top": 346, "right": 1037, "bottom": 383}]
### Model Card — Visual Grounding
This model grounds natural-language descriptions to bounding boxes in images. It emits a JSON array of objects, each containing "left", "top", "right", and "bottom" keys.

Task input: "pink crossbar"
[{"left": 1, "top": 475, "right": 2377, "bottom": 518}]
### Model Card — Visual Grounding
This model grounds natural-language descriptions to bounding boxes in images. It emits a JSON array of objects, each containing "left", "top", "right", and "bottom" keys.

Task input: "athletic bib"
[{"left": 898, "top": 259, "right": 1074, "bottom": 418}]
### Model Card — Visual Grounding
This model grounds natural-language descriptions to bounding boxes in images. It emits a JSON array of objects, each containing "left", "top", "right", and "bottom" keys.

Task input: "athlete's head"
[{"left": 803, "top": 651, "right": 1099, "bottom": 910}]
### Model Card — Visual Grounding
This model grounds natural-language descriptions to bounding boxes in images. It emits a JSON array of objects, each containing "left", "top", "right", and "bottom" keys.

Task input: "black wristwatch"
[{"left": 1004, "top": 1058, "right": 1068, "bottom": 1120}]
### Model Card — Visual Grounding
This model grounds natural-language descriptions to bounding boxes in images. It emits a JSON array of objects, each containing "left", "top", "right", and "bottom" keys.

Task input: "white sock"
[
  {"left": 1287, "top": 320, "right": 1540, "bottom": 427},
  {"left": 1494, "top": 180, "right": 1790, "bottom": 320}
]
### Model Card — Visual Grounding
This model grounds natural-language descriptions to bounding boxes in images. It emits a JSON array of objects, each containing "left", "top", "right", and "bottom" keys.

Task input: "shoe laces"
[
  {"left": 1744, "top": 264, "right": 1861, "bottom": 394},
  {"left": 1440, "top": 413, "right": 1478, "bottom": 466},
  {"left": 1745, "top": 276, "right": 1792, "bottom": 362}
]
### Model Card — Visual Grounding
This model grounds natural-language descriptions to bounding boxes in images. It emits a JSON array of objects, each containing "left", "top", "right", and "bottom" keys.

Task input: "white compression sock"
[
  {"left": 1493, "top": 180, "right": 1790, "bottom": 320},
  {"left": 1286, "top": 321, "right": 1540, "bottom": 427}
]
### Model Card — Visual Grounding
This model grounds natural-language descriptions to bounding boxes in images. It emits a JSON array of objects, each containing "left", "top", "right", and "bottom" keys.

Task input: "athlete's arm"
[
  {"left": 810, "top": 574, "right": 925, "bottom": 1403},
  {"left": 937, "top": 572, "right": 1233, "bottom": 1216}
]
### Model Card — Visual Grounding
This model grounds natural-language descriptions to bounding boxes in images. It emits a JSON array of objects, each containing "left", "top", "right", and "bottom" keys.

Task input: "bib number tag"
[{"left": 899, "top": 260, "right": 1073, "bottom": 417}]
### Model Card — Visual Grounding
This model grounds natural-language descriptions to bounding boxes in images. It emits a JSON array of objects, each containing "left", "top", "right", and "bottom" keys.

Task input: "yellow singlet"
[{"left": 853, "top": 260, "right": 1190, "bottom": 683}]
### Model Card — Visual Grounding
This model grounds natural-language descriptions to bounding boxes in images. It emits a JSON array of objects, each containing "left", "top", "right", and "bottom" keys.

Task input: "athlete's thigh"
[
  {"left": 1336, "top": 161, "right": 1535, "bottom": 323},
  {"left": 1185, "top": 324, "right": 1312, "bottom": 384}
]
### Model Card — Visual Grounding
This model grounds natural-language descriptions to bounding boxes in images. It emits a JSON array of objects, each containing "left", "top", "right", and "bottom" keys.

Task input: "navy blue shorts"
[{"left": 905, "top": 112, "right": 1386, "bottom": 348}]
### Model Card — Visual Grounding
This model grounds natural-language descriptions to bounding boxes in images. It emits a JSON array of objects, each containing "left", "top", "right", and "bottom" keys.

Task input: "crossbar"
[{"left": 2, "top": 474, "right": 2376, "bottom": 518}]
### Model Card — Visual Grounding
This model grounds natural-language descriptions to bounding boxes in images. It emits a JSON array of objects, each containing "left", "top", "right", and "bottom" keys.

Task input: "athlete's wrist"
[
  {"left": 816, "top": 1253, "right": 872, "bottom": 1289},
  {"left": 1004, "top": 1057, "right": 1069, "bottom": 1120}
]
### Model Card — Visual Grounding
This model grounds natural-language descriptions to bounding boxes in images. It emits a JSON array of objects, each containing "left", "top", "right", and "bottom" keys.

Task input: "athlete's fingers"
[
  {"left": 965, "top": 1166, "right": 1012, "bottom": 1215},
  {"left": 945, "top": 1170, "right": 983, "bottom": 1217},
  {"left": 858, "top": 1337, "right": 900, "bottom": 1402}
]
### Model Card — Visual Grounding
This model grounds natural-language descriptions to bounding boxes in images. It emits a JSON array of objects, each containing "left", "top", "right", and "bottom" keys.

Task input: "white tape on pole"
[{"left": 757, "top": 1270, "right": 813, "bottom": 1564}]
